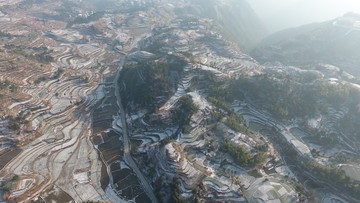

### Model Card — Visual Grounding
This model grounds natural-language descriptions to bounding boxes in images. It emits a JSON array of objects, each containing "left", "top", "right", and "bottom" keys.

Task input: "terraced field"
[
  {"left": 0, "top": 0, "right": 178, "bottom": 202},
  {"left": 1, "top": 1, "right": 359, "bottom": 203},
  {"left": 0, "top": 29, "right": 118, "bottom": 202},
  {"left": 0, "top": 1, "right": 139, "bottom": 202}
]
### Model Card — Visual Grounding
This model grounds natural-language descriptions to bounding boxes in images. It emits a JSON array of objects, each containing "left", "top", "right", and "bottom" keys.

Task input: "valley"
[{"left": 0, "top": 0, "right": 359, "bottom": 203}]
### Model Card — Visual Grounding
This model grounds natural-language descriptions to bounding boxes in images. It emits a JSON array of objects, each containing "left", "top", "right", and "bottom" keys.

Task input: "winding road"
[{"left": 114, "top": 59, "right": 159, "bottom": 203}]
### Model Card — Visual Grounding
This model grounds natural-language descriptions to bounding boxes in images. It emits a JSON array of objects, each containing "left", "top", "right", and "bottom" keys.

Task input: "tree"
[
  {"left": 171, "top": 95, "right": 199, "bottom": 125},
  {"left": 220, "top": 140, "right": 251, "bottom": 166}
]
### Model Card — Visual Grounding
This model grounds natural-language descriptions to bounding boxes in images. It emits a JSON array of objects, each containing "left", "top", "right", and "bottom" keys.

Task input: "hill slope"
[
  {"left": 176, "top": 0, "right": 268, "bottom": 50},
  {"left": 252, "top": 13, "right": 360, "bottom": 75}
]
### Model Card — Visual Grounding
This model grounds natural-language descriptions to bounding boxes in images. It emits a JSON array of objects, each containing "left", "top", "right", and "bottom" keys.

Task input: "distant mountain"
[
  {"left": 176, "top": 0, "right": 268, "bottom": 51},
  {"left": 247, "top": 0, "right": 360, "bottom": 33},
  {"left": 251, "top": 13, "right": 360, "bottom": 75}
]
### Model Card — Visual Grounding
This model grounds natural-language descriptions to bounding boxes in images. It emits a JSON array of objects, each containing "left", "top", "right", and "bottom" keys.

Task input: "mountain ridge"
[{"left": 251, "top": 13, "right": 360, "bottom": 75}]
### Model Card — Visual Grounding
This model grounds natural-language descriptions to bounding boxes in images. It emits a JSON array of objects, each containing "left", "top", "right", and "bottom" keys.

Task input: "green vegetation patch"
[
  {"left": 119, "top": 61, "right": 172, "bottom": 109},
  {"left": 221, "top": 140, "right": 267, "bottom": 167},
  {"left": 225, "top": 113, "right": 249, "bottom": 135},
  {"left": 5, "top": 44, "right": 54, "bottom": 63},
  {"left": 171, "top": 95, "right": 199, "bottom": 125},
  {"left": 231, "top": 74, "right": 354, "bottom": 118},
  {"left": 119, "top": 56, "right": 186, "bottom": 111},
  {"left": 308, "top": 161, "right": 360, "bottom": 199},
  {"left": 247, "top": 169, "right": 263, "bottom": 178},
  {"left": 221, "top": 140, "right": 251, "bottom": 166},
  {"left": 67, "top": 11, "right": 105, "bottom": 27},
  {"left": 34, "top": 68, "right": 63, "bottom": 84}
]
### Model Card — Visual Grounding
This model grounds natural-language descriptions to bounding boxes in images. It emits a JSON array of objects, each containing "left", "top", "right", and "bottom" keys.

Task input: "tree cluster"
[
  {"left": 220, "top": 140, "right": 266, "bottom": 167},
  {"left": 171, "top": 95, "right": 199, "bottom": 125}
]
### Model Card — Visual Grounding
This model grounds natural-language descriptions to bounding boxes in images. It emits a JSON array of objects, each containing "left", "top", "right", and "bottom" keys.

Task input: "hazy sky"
[{"left": 247, "top": 0, "right": 360, "bottom": 32}]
